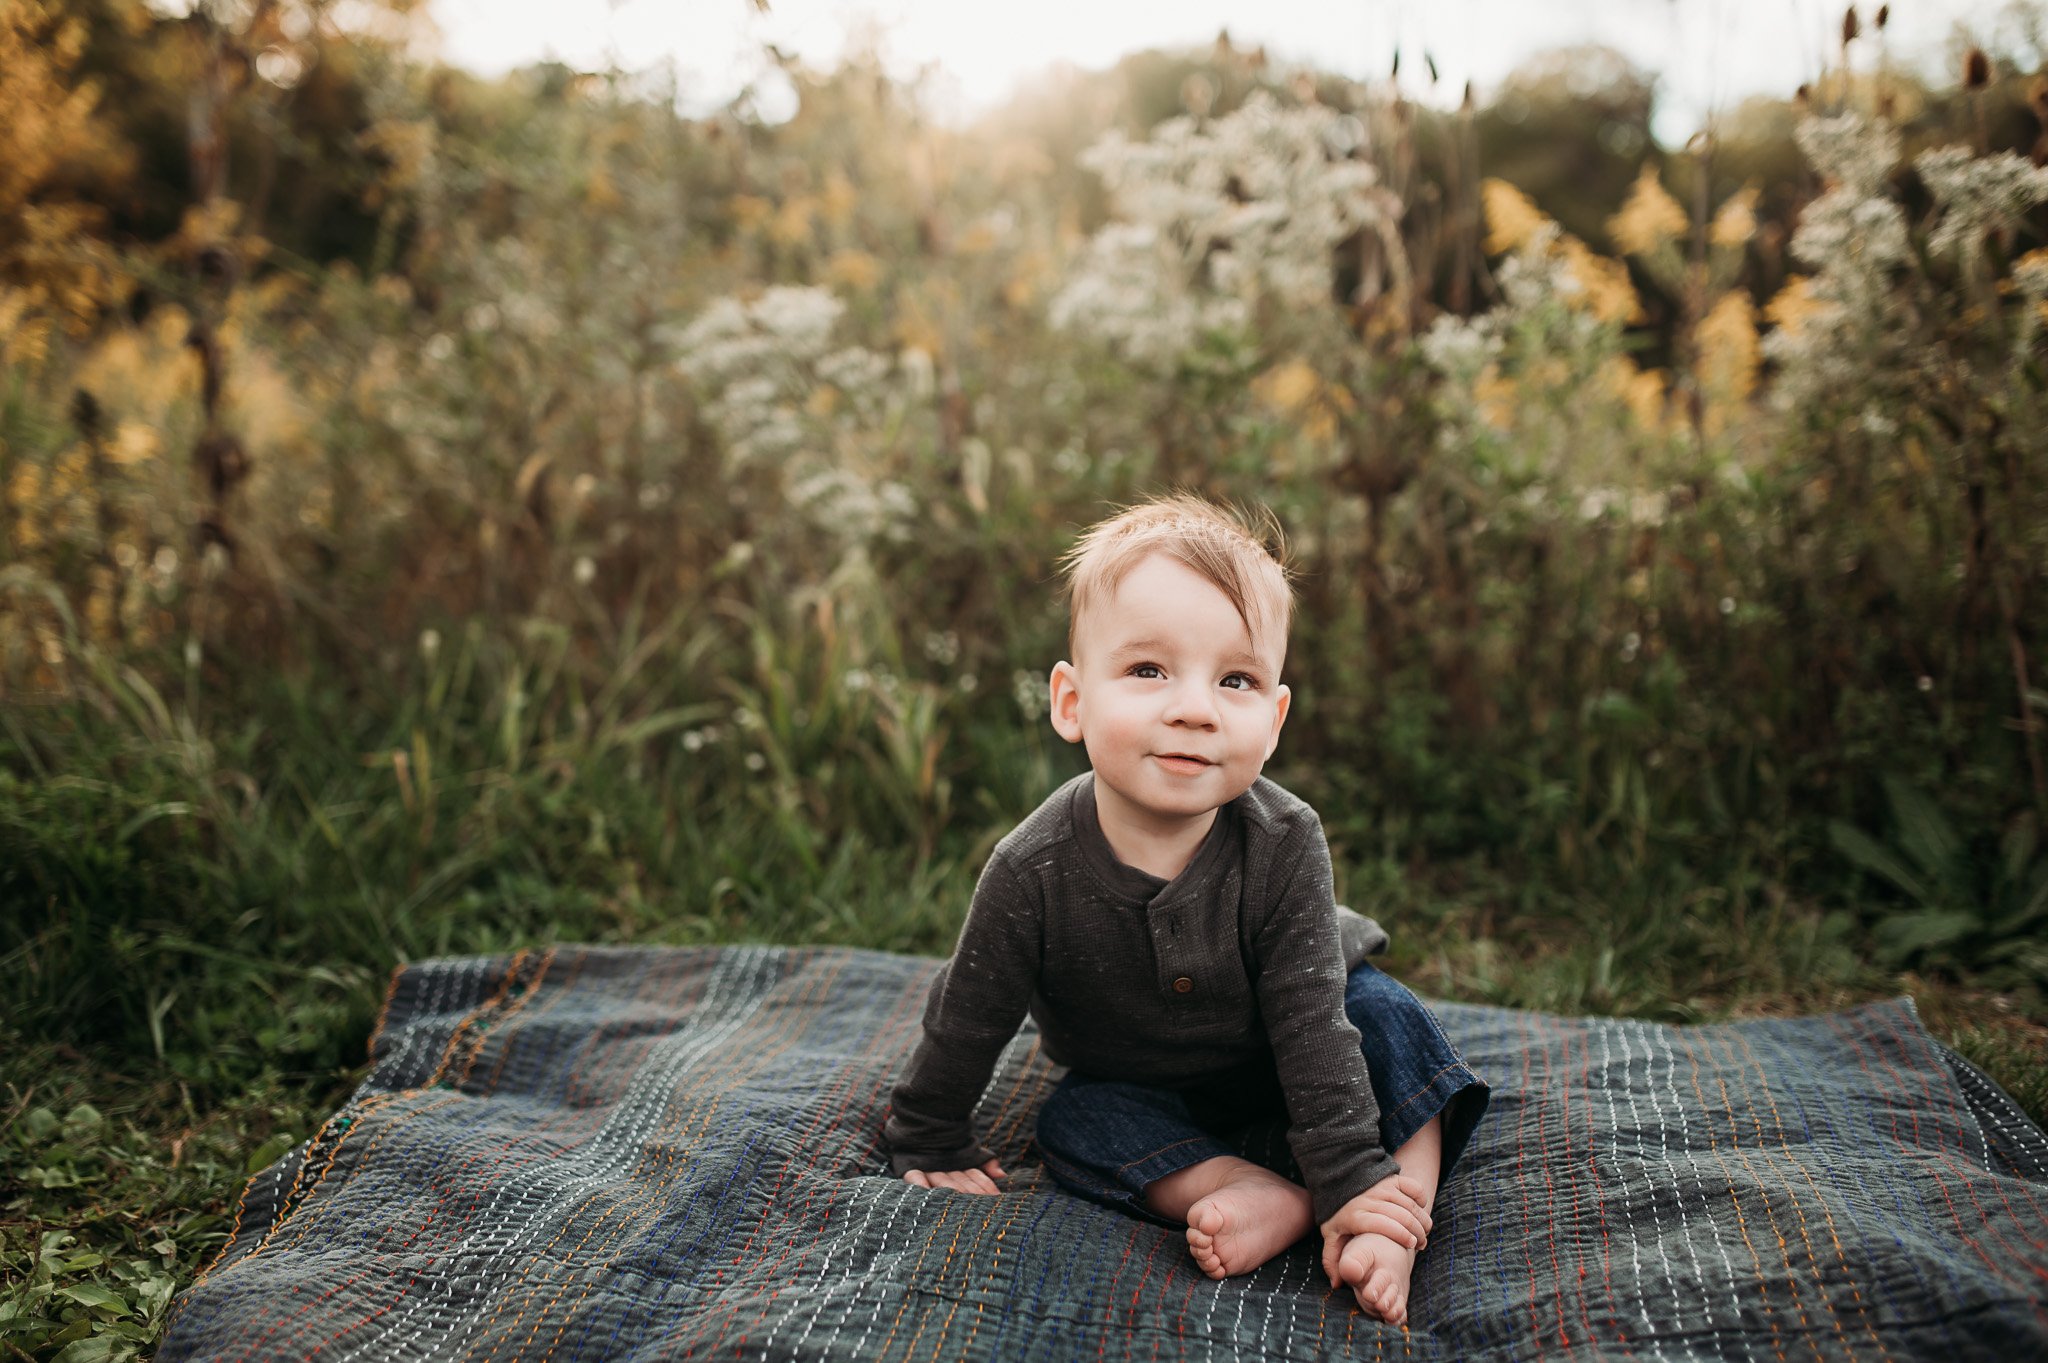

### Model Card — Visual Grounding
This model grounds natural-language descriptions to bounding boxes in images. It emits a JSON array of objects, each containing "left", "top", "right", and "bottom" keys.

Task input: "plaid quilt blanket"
[{"left": 160, "top": 945, "right": 2048, "bottom": 1361}]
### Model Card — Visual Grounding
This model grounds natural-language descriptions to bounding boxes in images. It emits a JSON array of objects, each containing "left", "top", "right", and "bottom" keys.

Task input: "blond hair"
[{"left": 1057, "top": 491, "right": 1296, "bottom": 667}]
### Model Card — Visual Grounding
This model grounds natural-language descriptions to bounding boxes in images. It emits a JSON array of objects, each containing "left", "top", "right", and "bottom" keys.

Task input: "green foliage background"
[{"left": 3, "top": 1, "right": 2047, "bottom": 1356}]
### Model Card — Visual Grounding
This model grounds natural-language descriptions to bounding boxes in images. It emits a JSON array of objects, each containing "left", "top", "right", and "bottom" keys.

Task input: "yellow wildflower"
[
  {"left": 1694, "top": 291, "right": 1759, "bottom": 435},
  {"left": 584, "top": 167, "right": 622, "bottom": 211},
  {"left": 1481, "top": 178, "right": 1547, "bottom": 255},
  {"left": 1763, "top": 275, "right": 1822, "bottom": 340},
  {"left": 1709, "top": 187, "right": 1759, "bottom": 250},
  {"left": 1252, "top": 357, "right": 1322, "bottom": 414},
  {"left": 1601, "top": 357, "right": 1668, "bottom": 433},
  {"left": 769, "top": 197, "right": 814, "bottom": 248},
  {"left": 821, "top": 170, "right": 858, "bottom": 229},
  {"left": 1251, "top": 357, "right": 1352, "bottom": 441},
  {"left": 1473, "top": 364, "right": 1517, "bottom": 431},
  {"left": 826, "top": 249, "right": 881, "bottom": 292},
  {"left": 110, "top": 419, "right": 159, "bottom": 465},
  {"left": 1607, "top": 165, "right": 1689, "bottom": 256},
  {"left": 1560, "top": 237, "right": 1643, "bottom": 325}
]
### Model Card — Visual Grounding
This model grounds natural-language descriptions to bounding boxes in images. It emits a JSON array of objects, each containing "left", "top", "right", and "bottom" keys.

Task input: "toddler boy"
[{"left": 885, "top": 493, "right": 1488, "bottom": 1324}]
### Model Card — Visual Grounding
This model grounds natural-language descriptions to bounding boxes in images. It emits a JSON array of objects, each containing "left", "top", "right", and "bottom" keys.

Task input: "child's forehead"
[{"left": 1084, "top": 574, "right": 1282, "bottom": 666}]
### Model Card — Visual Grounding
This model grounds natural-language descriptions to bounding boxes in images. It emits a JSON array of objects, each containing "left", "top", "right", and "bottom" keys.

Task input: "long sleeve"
[
  {"left": 1250, "top": 813, "right": 1401, "bottom": 1223},
  {"left": 884, "top": 855, "right": 1042, "bottom": 1174}
]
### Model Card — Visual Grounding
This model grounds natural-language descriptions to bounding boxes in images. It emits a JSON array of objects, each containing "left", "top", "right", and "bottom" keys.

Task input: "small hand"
[
  {"left": 1318, "top": 1174, "right": 1433, "bottom": 1286},
  {"left": 902, "top": 1158, "right": 1007, "bottom": 1195}
]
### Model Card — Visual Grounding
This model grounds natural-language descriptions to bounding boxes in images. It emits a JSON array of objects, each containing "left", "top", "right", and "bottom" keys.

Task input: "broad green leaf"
[
  {"left": 51, "top": 1334, "right": 129, "bottom": 1363},
  {"left": 1880, "top": 775, "right": 1963, "bottom": 885},
  {"left": 1827, "top": 821, "right": 1928, "bottom": 903},
  {"left": 1873, "top": 909, "right": 1979, "bottom": 962},
  {"left": 1990, "top": 867, "right": 2048, "bottom": 938},
  {"left": 56, "top": 1285, "right": 128, "bottom": 1316}
]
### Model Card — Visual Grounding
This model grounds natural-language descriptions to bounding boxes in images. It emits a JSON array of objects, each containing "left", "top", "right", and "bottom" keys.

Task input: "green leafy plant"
[{"left": 1829, "top": 775, "right": 2048, "bottom": 989}]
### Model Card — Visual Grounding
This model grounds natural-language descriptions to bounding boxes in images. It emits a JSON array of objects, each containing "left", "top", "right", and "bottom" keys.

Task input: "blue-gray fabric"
[{"left": 160, "top": 945, "right": 2048, "bottom": 1361}]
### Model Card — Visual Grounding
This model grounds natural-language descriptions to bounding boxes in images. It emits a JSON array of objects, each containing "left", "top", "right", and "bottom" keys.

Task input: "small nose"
[{"left": 1164, "top": 677, "right": 1220, "bottom": 727}]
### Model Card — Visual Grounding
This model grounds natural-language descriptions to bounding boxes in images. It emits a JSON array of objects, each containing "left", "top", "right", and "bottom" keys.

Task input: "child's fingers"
[
  {"left": 980, "top": 1158, "right": 1007, "bottom": 1179},
  {"left": 904, "top": 1170, "right": 931, "bottom": 1188},
  {"left": 1353, "top": 1212, "right": 1420, "bottom": 1249},
  {"left": 1387, "top": 1175, "right": 1431, "bottom": 1214},
  {"left": 1323, "top": 1199, "right": 1428, "bottom": 1246},
  {"left": 1321, "top": 1229, "right": 1351, "bottom": 1285},
  {"left": 1321, "top": 1207, "right": 1416, "bottom": 1249}
]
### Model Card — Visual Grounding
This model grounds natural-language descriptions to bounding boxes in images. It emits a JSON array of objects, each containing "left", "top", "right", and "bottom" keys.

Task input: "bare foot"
[
  {"left": 1338, "top": 1231, "right": 1418, "bottom": 1326},
  {"left": 1183, "top": 1165, "right": 1314, "bottom": 1279}
]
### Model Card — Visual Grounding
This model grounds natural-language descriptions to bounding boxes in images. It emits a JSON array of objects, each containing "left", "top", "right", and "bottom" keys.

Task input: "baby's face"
[{"left": 1050, "top": 553, "right": 1292, "bottom": 829}]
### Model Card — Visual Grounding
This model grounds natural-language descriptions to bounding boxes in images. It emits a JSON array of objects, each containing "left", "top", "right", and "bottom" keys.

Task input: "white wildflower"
[
  {"left": 1915, "top": 146, "right": 2048, "bottom": 267},
  {"left": 1012, "top": 668, "right": 1047, "bottom": 719},
  {"left": 1764, "top": 113, "right": 1919, "bottom": 415},
  {"left": 1050, "top": 93, "right": 1394, "bottom": 371}
]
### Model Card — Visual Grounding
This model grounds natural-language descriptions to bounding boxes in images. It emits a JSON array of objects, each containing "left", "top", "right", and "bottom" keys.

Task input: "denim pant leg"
[
  {"left": 1346, "top": 961, "right": 1490, "bottom": 1185},
  {"left": 1033, "top": 1071, "right": 1237, "bottom": 1227}
]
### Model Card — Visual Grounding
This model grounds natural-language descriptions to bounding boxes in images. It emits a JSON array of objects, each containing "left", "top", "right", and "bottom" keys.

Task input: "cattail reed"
[
  {"left": 1964, "top": 48, "right": 1993, "bottom": 151},
  {"left": 1964, "top": 48, "right": 1991, "bottom": 91}
]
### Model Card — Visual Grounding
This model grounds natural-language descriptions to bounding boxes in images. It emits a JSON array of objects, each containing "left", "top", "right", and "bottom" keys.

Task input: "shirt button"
[{"left": 1173, "top": 976, "right": 1194, "bottom": 994}]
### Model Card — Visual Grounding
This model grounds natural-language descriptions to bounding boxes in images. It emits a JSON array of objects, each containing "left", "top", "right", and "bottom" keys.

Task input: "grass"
[
  {"left": 5, "top": 832, "right": 2044, "bottom": 1362},
  {"left": 2, "top": 638, "right": 2044, "bottom": 1361}
]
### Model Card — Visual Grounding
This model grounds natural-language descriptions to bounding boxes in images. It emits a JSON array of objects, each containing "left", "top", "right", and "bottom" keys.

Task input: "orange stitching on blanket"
[
  {"left": 187, "top": 1087, "right": 395, "bottom": 1289},
  {"left": 423, "top": 951, "right": 530, "bottom": 1088},
  {"left": 451, "top": 947, "right": 557, "bottom": 1091},
  {"left": 1702, "top": 1027, "right": 1826, "bottom": 1362},
  {"left": 366, "top": 962, "right": 406, "bottom": 1061},
  {"left": 1727, "top": 1027, "right": 1890, "bottom": 1362},
  {"left": 1679, "top": 1027, "right": 1794, "bottom": 1363}
]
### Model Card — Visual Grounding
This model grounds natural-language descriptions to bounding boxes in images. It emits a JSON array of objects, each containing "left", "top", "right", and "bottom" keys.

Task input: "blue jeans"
[{"left": 1033, "top": 962, "right": 1489, "bottom": 1226}]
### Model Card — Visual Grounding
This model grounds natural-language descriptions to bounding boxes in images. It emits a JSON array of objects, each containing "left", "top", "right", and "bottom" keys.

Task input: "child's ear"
[
  {"left": 1048, "top": 662, "right": 1083, "bottom": 744},
  {"left": 1264, "top": 683, "right": 1291, "bottom": 760}
]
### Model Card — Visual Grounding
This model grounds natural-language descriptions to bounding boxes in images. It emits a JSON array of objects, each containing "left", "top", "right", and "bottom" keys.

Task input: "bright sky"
[{"left": 428, "top": 0, "right": 1989, "bottom": 143}]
